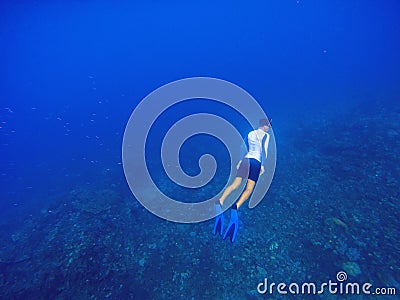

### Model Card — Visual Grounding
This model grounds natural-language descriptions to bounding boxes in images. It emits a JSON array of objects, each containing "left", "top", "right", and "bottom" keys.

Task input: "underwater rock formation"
[{"left": 342, "top": 261, "right": 362, "bottom": 277}]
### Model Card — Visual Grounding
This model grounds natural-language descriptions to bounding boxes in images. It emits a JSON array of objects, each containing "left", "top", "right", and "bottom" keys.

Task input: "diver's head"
[{"left": 259, "top": 118, "right": 272, "bottom": 132}]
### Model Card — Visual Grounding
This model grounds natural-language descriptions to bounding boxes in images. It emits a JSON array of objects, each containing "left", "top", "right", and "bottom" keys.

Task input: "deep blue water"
[{"left": 1, "top": 1, "right": 399, "bottom": 299}]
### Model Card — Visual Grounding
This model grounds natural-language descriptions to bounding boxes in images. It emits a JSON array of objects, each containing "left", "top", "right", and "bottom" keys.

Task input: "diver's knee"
[
  {"left": 245, "top": 187, "right": 254, "bottom": 194},
  {"left": 232, "top": 184, "right": 240, "bottom": 190}
]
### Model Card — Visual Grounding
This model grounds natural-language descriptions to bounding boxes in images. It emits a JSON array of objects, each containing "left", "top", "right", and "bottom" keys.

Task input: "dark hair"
[{"left": 259, "top": 118, "right": 272, "bottom": 127}]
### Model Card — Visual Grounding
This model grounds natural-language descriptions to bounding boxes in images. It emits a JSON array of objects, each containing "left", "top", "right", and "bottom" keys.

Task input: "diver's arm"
[
  {"left": 260, "top": 133, "right": 270, "bottom": 175},
  {"left": 264, "top": 133, "right": 270, "bottom": 156}
]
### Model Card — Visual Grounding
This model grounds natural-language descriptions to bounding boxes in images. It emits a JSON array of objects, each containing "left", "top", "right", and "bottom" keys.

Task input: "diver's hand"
[
  {"left": 260, "top": 165, "right": 265, "bottom": 175},
  {"left": 236, "top": 160, "right": 242, "bottom": 170}
]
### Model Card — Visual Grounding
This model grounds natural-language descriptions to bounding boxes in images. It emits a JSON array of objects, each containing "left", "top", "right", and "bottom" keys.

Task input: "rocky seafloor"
[{"left": 1, "top": 100, "right": 399, "bottom": 299}]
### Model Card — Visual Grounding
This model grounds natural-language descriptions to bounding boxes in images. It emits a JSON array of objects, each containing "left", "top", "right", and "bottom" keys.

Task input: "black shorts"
[{"left": 236, "top": 158, "right": 261, "bottom": 182}]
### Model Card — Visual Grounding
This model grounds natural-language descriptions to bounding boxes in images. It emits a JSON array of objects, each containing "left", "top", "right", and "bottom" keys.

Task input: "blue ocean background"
[{"left": 1, "top": 1, "right": 399, "bottom": 299}]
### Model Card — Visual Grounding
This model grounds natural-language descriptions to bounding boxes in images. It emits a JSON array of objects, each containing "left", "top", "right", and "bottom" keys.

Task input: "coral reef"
[{"left": 1, "top": 101, "right": 399, "bottom": 299}]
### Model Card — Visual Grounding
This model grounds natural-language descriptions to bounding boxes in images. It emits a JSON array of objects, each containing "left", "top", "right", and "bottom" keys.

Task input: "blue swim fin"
[
  {"left": 213, "top": 203, "right": 224, "bottom": 236},
  {"left": 223, "top": 206, "right": 239, "bottom": 243}
]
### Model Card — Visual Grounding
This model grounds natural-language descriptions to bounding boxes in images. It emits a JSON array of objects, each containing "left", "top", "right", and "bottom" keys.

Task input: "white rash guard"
[{"left": 245, "top": 129, "right": 270, "bottom": 163}]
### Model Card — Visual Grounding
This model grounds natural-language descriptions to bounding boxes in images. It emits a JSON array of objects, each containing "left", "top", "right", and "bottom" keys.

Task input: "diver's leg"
[
  {"left": 219, "top": 177, "right": 242, "bottom": 205},
  {"left": 234, "top": 179, "right": 256, "bottom": 209},
  {"left": 223, "top": 179, "right": 254, "bottom": 243}
]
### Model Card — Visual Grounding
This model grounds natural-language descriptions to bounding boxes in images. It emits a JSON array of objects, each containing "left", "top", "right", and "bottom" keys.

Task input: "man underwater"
[{"left": 214, "top": 118, "right": 271, "bottom": 242}]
